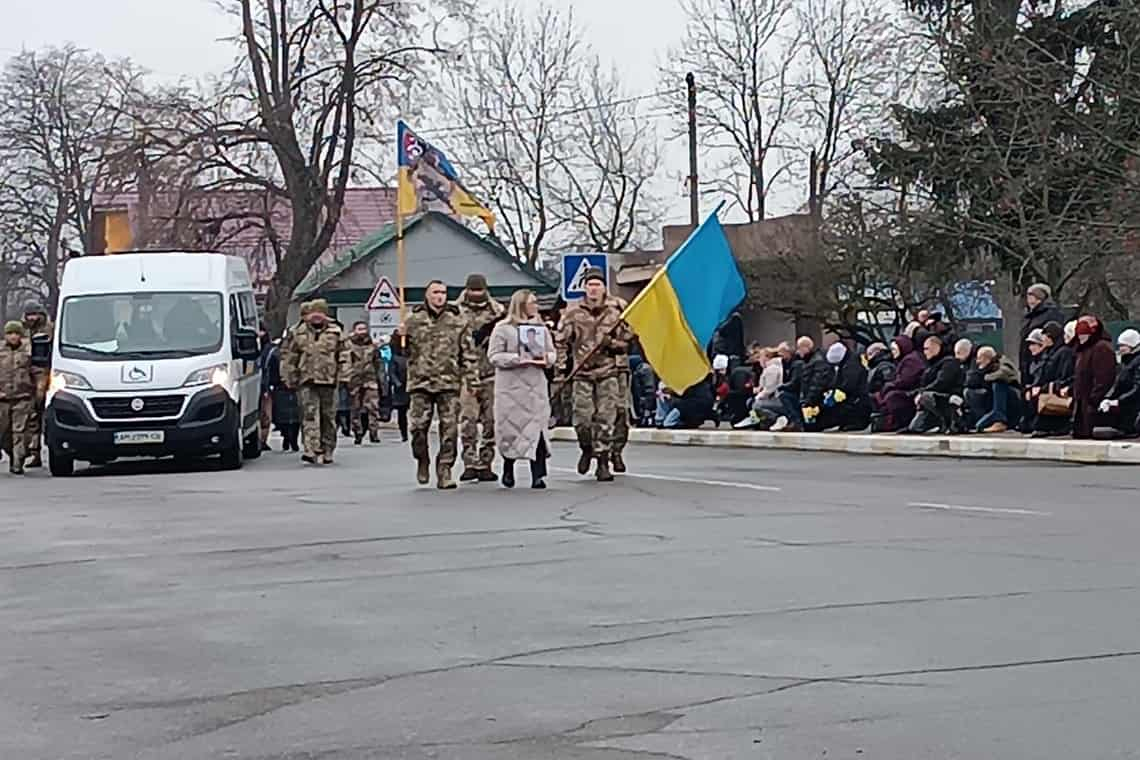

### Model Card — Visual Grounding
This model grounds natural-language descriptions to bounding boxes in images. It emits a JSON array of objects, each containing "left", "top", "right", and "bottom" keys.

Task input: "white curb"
[{"left": 548, "top": 427, "right": 1140, "bottom": 464}]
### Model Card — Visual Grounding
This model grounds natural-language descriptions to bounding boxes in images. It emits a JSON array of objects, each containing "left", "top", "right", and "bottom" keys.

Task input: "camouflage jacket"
[
  {"left": 556, "top": 297, "right": 633, "bottom": 381},
  {"left": 0, "top": 340, "right": 35, "bottom": 401},
  {"left": 404, "top": 303, "right": 478, "bottom": 394},
  {"left": 455, "top": 290, "right": 506, "bottom": 381},
  {"left": 283, "top": 321, "right": 345, "bottom": 387},
  {"left": 344, "top": 336, "right": 382, "bottom": 390}
]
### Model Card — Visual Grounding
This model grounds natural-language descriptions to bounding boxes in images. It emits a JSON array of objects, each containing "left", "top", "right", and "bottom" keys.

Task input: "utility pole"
[
  {"left": 686, "top": 72, "right": 699, "bottom": 228},
  {"left": 757, "top": 113, "right": 766, "bottom": 220},
  {"left": 809, "top": 149, "right": 819, "bottom": 219}
]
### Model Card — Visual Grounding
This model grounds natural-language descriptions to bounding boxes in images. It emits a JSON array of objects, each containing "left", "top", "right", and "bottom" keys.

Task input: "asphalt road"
[{"left": 3, "top": 434, "right": 1140, "bottom": 759}]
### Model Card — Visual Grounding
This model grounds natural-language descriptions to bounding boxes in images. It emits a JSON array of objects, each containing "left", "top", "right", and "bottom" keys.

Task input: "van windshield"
[{"left": 59, "top": 292, "right": 224, "bottom": 361}]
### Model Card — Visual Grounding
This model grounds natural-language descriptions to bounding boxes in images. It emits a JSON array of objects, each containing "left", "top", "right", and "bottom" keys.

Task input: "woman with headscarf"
[
  {"left": 489, "top": 289, "right": 556, "bottom": 489},
  {"left": 1071, "top": 315, "right": 1116, "bottom": 438},
  {"left": 875, "top": 335, "right": 924, "bottom": 431}
]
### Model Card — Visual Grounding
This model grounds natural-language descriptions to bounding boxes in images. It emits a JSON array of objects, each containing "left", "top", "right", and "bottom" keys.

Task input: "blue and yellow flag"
[
  {"left": 624, "top": 204, "right": 746, "bottom": 393},
  {"left": 397, "top": 121, "right": 495, "bottom": 230}
]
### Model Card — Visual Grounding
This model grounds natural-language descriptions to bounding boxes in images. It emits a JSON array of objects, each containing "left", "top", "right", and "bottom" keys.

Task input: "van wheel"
[
  {"left": 219, "top": 422, "right": 244, "bottom": 471},
  {"left": 242, "top": 431, "right": 262, "bottom": 460},
  {"left": 49, "top": 451, "right": 75, "bottom": 477}
]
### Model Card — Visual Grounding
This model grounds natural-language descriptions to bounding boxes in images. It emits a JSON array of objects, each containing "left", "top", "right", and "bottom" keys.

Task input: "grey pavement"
[{"left": 2, "top": 435, "right": 1140, "bottom": 759}]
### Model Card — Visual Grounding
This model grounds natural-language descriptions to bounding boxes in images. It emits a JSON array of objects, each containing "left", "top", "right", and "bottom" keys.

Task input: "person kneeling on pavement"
[
  {"left": 818, "top": 342, "right": 871, "bottom": 432},
  {"left": 973, "top": 346, "right": 1021, "bottom": 433},
  {"left": 909, "top": 336, "right": 966, "bottom": 434},
  {"left": 1095, "top": 329, "right": 1140, "bottom": 437},
  {"left": 663, "top": 376, "right": 715, "bottom": 429},
  {"left": 734, "top": 345, "right": 784, "bottom": 429},
  {"left": 777, "top": 337, "right": 829, "bottom": 432}
]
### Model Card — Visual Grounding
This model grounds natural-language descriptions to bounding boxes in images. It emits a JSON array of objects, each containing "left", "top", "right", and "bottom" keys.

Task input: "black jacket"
[
  {"left": 675, "top": 377, "right": 715, "bottom": 427},
  {"left": 1106, "top": 352, "right": 1140, "bottom": 411},
  {"left": 867, "top": 355, "right": 896, "bottom": 395},
  {"left": 778, "top": 355, "right": 804, "bottom": 396},
  {"left": 1020, "top": 301, "right": 1066, "bottom": 382},
  {"left": 919, "top": 353, "right": 965, "bottom": 395},
  {"left": 1038, "top": 344, "right": 1076, "bottom": 390},
  {"left": 800, "top": 350, "right": 832, "bottom": 406},
  {"left": 387, "top": 354, "right": 409, "bottom": 408},
  {"left": 833, "top": 355, "right": 870, "bottom": 405}
]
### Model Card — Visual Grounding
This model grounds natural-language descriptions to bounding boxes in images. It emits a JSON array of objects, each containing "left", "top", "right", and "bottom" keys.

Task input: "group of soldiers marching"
[
  {"left": 1, "top": 270, "right": 635, "bottom": 484},
  {"left": 1, "top": 301, "right": 52, "bottom": 475},
  {"left": 280, "top": 268, "right": 635, "bottom": 489}
]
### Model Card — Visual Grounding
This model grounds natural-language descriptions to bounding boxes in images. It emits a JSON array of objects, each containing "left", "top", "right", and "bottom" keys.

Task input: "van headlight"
[
  {"left": 50, "top": 370, "right": 92, "bottom": 394},
  {"left": 183, "top": 364, "right": 230, "bottom": 388}
]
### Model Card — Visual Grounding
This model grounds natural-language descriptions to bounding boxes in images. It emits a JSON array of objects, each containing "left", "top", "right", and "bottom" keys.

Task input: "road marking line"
[
  {"left": 909, "top": 501, "right": 1051, "bottom": 517},
  {"left": 551, "top": 467, "right": 781, "bottom": 492}
]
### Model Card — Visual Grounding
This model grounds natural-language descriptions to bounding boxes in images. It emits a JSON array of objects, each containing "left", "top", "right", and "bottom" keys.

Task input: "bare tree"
[
  {"left": 444, "top": 2, "right": 582, "bottom": 264},
  {"left": 0, "top": 47, "right": 144, "bottom": 310},
  {"left": 202, "top": 0, "right": 458, "bottom": 331},
  {"left": 660, "top": 0, "right": 801, "bottom": 222},
  {"left": 550, "top": 62, "right": 664, "bottom": 253}
]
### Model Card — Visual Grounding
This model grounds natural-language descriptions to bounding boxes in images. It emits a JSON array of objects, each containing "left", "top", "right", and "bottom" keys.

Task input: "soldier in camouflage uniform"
[
  {"left": 402, "top": 279, "right": 478, "bottom": 490},
  {"left": 555, "top": 267, "right": 632, "bottom": 482},
  {"left": 282, "top": 299, "right": 346, "bottom": 465},
  {"left": 344, "top": 320, "right": 383, "bottom": 444},
  {"left": 456, "top": 273, "right": 506, "bottom": 482},
  {"left": 0, "top": 321, "right": 35, "bottom": 475},
  {"left": 21, "top": 300, "right": 52, "bottom": 468}
]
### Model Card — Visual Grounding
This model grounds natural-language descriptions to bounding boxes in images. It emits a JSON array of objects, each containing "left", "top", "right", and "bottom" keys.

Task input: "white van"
[{"left": 44, "top": 252, "right": 263, "bottom": 476}]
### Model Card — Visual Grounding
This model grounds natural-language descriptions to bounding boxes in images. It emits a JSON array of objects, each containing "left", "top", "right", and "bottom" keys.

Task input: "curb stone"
[{"left": 549, "top": 427, "right": 1140, "bottom": 465}]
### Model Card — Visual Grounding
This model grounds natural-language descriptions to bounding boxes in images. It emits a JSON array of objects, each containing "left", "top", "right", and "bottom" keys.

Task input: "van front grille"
[{"left": 90, "top": 395, "right": 185, "bottom": 419}]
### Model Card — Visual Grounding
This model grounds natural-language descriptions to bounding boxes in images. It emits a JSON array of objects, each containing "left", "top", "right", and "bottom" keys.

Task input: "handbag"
[{"left": 1037, "top": 391, "right": 1072, "bottom": 417}]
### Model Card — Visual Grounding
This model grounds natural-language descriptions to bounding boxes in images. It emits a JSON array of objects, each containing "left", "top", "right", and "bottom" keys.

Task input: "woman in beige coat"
[{"left": 489, "top": 289, "right": 556, "bottom": 488}]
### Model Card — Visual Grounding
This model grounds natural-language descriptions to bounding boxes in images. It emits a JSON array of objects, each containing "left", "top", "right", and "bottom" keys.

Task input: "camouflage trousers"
[
  {"left": 460, "top": 380, "right": 496, "bottom": 469},
  {"left": 0, "top": 398, "right": 32, "bottom": 473},
  {"left": 298, "top": 384, "right": 338, "bottom": 457},
  {"left": 572, "top": 376, "right": 620, "bottom": 456},
  {"left": 349, "top": 385, "right": 382, "bottom": 437},
  {"left": 613, "top": 373, "right": 631, "bottom": 454},
  {"left": 410, "top": 390, "right": 461, "bottom": 473}
]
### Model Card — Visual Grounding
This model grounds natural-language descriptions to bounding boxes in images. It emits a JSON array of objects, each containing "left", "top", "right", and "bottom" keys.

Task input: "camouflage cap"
[
  {"left": 584, "top": 267, "right": 606, "bottom": 284},
  {"left": 4, "top": 320, "right": 26, "bottom": 336},
  {"left": 299, "top": 301, "right": 313, "bottom": 316},
  {"left": 309, "top": 298, "right": 330, "bottom": 316}
]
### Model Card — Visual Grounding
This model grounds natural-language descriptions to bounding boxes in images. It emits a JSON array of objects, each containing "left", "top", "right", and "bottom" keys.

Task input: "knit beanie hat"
[
  {"left": 1118, "top": 329, "right": 1140, "bottom": 350},
  {"left": 826, "top": 342, "right": 848, "bottom": 364},
  {"left": 4, "top": 320, "right": 26, "bottom": 336},
  {"left": 465, "top": 273, "right": 488, "bottom": 290},
  {"left": 712, "top": 354, "right": 729, "bottom": 371},
  {"left": 1042, "top": 321, "right": 1064, "bottom": 345},
  {"left": 1027, "top": 283, "right": 1052, "bottom": 301}
]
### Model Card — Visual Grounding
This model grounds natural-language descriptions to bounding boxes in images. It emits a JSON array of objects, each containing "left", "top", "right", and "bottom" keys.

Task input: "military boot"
[
  {"left": 577, "top": 446, "right": 593, "bottom": 475},
  {"left": 353, "top": 432, "right": 363, "bottom": 445},
  {"left": 611, "top": 451, "right": 627, "bottom": 473},
  {"left": 595, "top": 456, "right": 614, "bottom": 482},
  {"left": 415, "top": 458, "right": 431, "bottom": 485},
  {"left": 25, "top": 453, "right": 42, "bottom": 469},
  {"left": 369, "top": 431, "right": 380, "bottom": 444},
  {"left": 460, "top": 468, "right": 481, "bottom": 482},
  {"left": 476, "top": 468, "right": 498, "bottom": 482},
  {"left": 437, "top": 468, "right": 458, "bottom": 490}
]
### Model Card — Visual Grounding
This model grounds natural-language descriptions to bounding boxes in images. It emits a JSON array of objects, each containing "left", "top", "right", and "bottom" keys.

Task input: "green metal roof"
[{"left": 292, "top": 211, "right": 556, "bottom": 299}]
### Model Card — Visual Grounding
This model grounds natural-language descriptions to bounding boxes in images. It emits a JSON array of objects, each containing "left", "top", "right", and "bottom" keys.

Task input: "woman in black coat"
[
  {"left": 387, "top": 331, "right": 410, "bottom": 442},
  {"left": 1031, "top": 321, "right": 1075, "bottom": 437}
]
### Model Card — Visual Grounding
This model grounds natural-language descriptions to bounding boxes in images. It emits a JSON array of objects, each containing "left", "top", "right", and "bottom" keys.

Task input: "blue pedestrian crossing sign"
[{"left": 561, "top": 253, "right": 608, "bottom": 301}]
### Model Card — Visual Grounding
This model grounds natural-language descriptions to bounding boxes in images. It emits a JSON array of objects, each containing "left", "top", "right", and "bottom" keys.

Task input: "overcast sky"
[{"left": 0, "top": 0, "right": 713, "bottom": 227}]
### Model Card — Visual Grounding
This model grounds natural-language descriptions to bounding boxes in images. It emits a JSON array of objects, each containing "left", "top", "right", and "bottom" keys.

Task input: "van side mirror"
[
  {"left": 30, "top": 335, "right": 52, "bottom": 368},
  {"left": 233, "top": 329, "right": 261, "bottom": 361}
]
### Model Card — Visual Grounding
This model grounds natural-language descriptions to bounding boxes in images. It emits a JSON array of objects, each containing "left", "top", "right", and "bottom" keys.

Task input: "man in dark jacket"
[
  {"left": 1097, "top": 329, "right": 1140, "bottom": 437},
  {"left": 775, "top": 340, "right": 804, "bottom": 430},
  {"left": 788, "top": 337, "right": 831, "bottom": 431},
  {"left": 1020, "top": 283, "right": 1066, "bottom": 386},
  {"left": 663, "top": 376, "right": 715, "bottom": 429},
  {"left": 819, "top": 343, "right": 870, "bottom": 431},
  {"left": 974, "top": 347, "right": 1021, "bottom": 433},
  {"left": 909, "top": 336, "right": 966, "bottom": 433}
]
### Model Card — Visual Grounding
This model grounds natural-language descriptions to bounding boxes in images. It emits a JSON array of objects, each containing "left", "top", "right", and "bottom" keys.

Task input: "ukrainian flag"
[
  {"left": 397, "top": 120, "right": 495, "bottom": 229},
  {"left": 624, "top": 204, "right": 746, "bottom": 393}
]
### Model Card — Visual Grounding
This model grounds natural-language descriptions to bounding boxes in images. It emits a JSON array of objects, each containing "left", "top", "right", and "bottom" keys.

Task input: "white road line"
[
  {"left": 551, "top": 467, "right": 781, "bottom": 492},
  {"left": 909, "top": 502, "right": 1052, "bottom": 517}
]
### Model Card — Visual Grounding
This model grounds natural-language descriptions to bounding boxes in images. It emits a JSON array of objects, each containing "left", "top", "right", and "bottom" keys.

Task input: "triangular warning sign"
[
  {"left": 366, "top": 276, "right": 402, "bottom": 310},
  {"left": 568, "top": 258, "right": 597, "bottom": 294}
]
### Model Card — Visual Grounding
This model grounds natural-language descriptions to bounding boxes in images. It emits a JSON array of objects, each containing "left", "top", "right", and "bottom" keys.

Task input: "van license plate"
[{"left": 114, "top": 431, "right": 165, "bottom": 445}]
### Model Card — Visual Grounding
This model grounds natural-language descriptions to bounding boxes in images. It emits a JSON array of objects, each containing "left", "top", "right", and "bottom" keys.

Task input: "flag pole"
[{"left": 396, "top": 208, "right": 406, "bottom": 321}]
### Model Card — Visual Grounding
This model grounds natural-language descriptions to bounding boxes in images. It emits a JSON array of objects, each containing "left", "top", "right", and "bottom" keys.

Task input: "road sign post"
[
  {"left": 561, "top": 253, "right": 609, "bottom": 301},
  {"left": 367, "top": 276, "right": 403, "bottom": 341}
]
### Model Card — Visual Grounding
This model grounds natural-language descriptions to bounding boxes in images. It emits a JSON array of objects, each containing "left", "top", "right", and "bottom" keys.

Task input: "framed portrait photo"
[{"left": 518, "top": 324, "right": 546, "bottom": 361}]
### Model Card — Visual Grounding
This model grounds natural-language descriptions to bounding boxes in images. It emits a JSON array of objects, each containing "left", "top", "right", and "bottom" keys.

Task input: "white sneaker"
[
  {"left": 771, "top": 416, "right": 789, "bottom": 432},
  {"left": 733, "top": 412, "right": 759, "bottom": 430}
]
